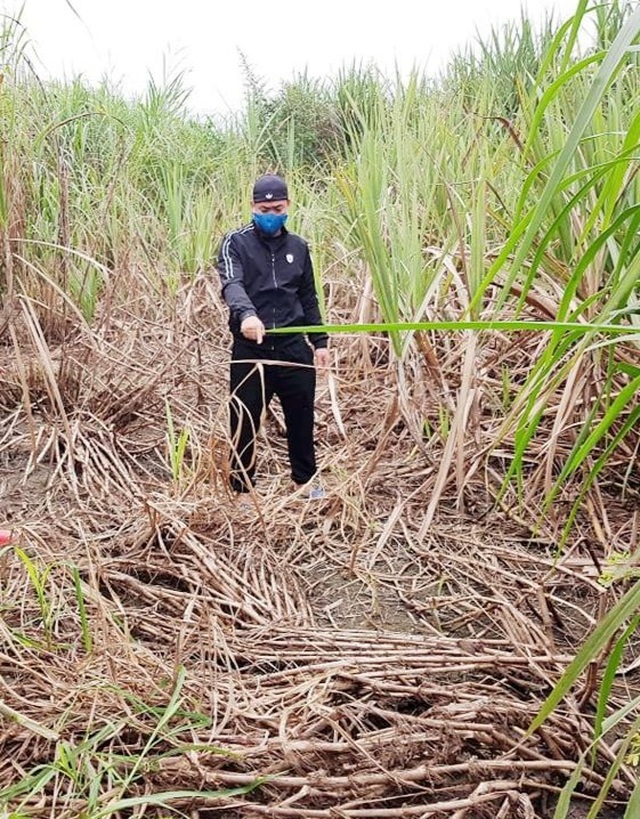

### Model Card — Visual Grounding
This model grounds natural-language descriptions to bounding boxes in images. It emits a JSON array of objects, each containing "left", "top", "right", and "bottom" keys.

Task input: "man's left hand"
[{"left": 315, "top": 347, "right": 331, "bottom": 370}]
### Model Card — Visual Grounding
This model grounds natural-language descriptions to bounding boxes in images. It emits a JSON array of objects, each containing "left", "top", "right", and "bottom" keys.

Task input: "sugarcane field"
[{"left": 1, "top": 1, "right": 640, "bottom": 817}]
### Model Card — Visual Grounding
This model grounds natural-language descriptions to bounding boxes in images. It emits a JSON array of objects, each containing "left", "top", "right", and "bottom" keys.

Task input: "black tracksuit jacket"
[{"left": 217, "top": 222, "right": 328, "bottom": 349}]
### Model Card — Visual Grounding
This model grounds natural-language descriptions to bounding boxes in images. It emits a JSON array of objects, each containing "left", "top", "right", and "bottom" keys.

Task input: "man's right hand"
[{"left": 240, "top": 315, "right": 265, "bottom": 345}]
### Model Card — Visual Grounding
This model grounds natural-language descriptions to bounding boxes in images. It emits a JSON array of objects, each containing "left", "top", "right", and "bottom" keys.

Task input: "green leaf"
[
  {"left": 471, "top": 4, "right": 640, "bottom": 314},
  {"left": 555, "top": 374, "right": 640, "bottom": 482},
  {"left": 552, "top": 754, "right": 587, "bottom": 819},
  {"left": 593, "top": 617, "right": 639, "bottom": 760},
  {"left": 91, "top": 783, "right": 264, "bottom": 819},
  {"left": 623, "top": 775, "right": 640, "bottom": 818},
  {"left": 269, "top": 320, "right": 640, "bottom": 336},
  {"left": 72, "top": 566, "right": 93, "bottom": 654},
  {"left": 529, "top": 581, "right": 640, "bottom": 733}
]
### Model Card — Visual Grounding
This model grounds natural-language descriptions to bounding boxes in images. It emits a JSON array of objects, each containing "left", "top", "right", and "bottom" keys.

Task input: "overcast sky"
[{"left": 6, "top": 0, "right": 582, "bottom": 116}]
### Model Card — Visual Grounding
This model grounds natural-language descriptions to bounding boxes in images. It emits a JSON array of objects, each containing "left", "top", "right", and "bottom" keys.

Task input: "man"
[{"left": 217, "top": 174, "right": 330, "bottom": 497}]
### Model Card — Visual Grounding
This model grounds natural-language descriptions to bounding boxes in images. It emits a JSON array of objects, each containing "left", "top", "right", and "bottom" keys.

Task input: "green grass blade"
[
  {"left": 586, "top": 712, "right": 640, "bottom": 818},
  {"left": 603, "top": 693, "right": 640, "bottom": 736},
  {"left": 552, "top": 753, "right": 587, "bottom": 819},
  {"left": 91, "top": 783, "right": 264, "bottom": 818},
  {"left": 554, "top": 374, "right": 640, "bottom": 484},
  {"left": 123, "top": 665, "right": 188, "bottom": 785},
  {"left": 593, "top": 617, "right": 639, "bottom": 760},
  {"left": 529, "top": 580, "right": 640, "bottom": 733},
  {"left": 624, "top": 778, "right": 640, "bottom": 819},
  {"left": 470, "top": 5, "right": 640, "bottom": 313},
  {"left": 72, "top": 565, "right": 92, "bottom": 654},
  {"left": 269, "top": 320, "right": 640, "bottom": 336}
]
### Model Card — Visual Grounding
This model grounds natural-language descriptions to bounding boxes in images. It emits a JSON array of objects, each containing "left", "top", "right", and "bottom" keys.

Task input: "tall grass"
[
  {"left": 272, "top": 1, "right": 640, "bottom": 535},
  {"left": 0, "top": 11, "right": 636, "bottom": 531}
]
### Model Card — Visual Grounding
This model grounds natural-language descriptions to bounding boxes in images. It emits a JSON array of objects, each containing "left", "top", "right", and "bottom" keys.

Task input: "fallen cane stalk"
[
  {"left": 156, "top": 757, "right": 605, "bottom": 790},
  {"left": 227, "top": 780, "right": 522, "bottom": 817}
]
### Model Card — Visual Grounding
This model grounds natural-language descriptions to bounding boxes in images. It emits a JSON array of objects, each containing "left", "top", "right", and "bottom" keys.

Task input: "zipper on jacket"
[{"left": 271, "top": 251, "right": 277, "bottom": 330}]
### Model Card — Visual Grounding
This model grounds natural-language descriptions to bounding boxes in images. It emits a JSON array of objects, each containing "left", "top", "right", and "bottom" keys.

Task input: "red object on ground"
[{"left": 0, "top": 530, "right": 12, "bottom": 546}]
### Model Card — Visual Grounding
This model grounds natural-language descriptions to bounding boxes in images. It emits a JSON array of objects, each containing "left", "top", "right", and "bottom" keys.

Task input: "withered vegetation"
[{"left": 1, "top": 268, "right": 638, "bottom": 818}]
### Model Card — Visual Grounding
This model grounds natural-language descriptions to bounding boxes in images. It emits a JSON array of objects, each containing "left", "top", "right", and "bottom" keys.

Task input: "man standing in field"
[{"left": 217, "top": 174, "right": 329, "bottom": 498}]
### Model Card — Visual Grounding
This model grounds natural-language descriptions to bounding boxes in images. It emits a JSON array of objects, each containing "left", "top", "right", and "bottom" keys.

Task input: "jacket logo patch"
[{"left": 286, "top": 254, "right": 294, "bottom": 264}]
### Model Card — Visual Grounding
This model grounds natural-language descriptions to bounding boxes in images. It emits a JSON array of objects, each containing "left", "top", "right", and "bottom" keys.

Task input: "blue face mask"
[{"left": 253, "top": 211, "right": 288, "bottom": 235}]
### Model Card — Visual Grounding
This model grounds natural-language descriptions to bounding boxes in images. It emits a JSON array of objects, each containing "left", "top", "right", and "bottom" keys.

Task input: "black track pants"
[{"left": 229, "top": 336, "right": 317, "bottom": 492}]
